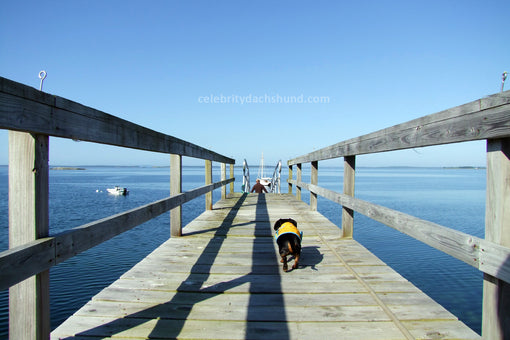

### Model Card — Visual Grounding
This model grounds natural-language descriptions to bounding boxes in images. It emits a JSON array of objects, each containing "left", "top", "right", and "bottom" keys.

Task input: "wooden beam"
[
  {"left": 288, "top": 90, "right": 510, "bottom": 165},
  {"left": 342, "top": 156, "right": 355, "bottom": 239},
  {"left": 0, "top": 77, "right": 234, "bottom": 164},
  {"left": 8, "top": 131, "right": 50, "bottom": 340},
  {"left": 296, "top": 164, "right": 302, "bottom": 201},
  {"left": 229, "top": 164, "right": 234, "bottom": 194},
  {"left": 310, "top": 161, "right": 318, "bottom": 211},
  {"left": 288, "top": 165, "right": 293, "bottom": 194},
  {"left": 482, "top": 138, "right": 510, "bottom": 340},
  {"left": 221, "top": 163, "right": 227, "bottom": 199},
  {"left": 205, "top": 160, "right": 213, "bottom": 210},
  {"left": 170, "top": 154, "right": 182, "bottom": 237}
]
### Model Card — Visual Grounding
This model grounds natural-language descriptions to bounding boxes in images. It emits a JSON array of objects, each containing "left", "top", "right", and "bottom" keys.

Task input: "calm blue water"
[{"left": 0, "top": 165, "right": 485, "bottom": 337}]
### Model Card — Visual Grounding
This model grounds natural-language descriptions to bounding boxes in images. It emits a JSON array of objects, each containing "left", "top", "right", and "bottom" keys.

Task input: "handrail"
[
  {"left": 269, "top": 160, "right": 282, "bottom": 193},
  {"left": 242, "top": 159, "right": 250, "bottom": 193},
  {"left": 288, "top": 90, "right": 510, "bottom": 165},
  {"left": 0, "top": 178, "right": 233, "bottom": 291},
  {"left": 286, "top": 90, "right": 510, "bottom": 339},
  {"left": 0, "top": 76, "right": 235, "bottom": 339},
  {"left": 0, "top": 77, "right": 234, "bottom": 164},
  {"left": 0, "top": 78, "right": 236, "bottom": 287},
  {"left": 289, "top": 179, "right": 510, "bottom": 283}
]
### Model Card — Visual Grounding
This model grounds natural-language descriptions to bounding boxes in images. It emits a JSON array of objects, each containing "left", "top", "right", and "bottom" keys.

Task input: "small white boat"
[
  {"left": 107, "top": 186, "right": 129, "bottom": 196},
  {"left": 258, "top": 152, "right": 272, "bottom": 188}
]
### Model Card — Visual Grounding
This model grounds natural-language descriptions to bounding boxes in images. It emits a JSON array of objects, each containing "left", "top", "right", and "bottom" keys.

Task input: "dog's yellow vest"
[{"left": 275, "top": 222, "right": 302, "bottom": 241}]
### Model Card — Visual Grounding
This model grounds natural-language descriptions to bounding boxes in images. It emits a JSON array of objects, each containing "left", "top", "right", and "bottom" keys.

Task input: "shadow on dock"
[
  {"left": 246, "top": 194, "right": 289, "bottom": 339},
  {"left": 63, "top": 193, "right": 290, "bottom": 339}
]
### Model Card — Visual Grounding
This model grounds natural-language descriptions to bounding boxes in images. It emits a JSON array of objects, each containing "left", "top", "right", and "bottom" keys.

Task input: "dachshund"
[{"left": 274, "top": 218, "right": 302, "bottom": 272}]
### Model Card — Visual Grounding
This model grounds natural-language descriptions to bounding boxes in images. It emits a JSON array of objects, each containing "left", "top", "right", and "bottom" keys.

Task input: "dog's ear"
[
  {"left": 274, "top": 218, "right": 284, "bottom": 230},
  {"left": 289, "top": 218, "right": 297, "bottom": 227}
]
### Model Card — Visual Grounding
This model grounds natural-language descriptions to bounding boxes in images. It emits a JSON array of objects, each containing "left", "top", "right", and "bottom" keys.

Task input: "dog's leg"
[
  {"left": 282, "top": 256, "right": 288, "bottom": 272},
  {"left": 292, "top": 253, "right": 300, "bottom": 270}
]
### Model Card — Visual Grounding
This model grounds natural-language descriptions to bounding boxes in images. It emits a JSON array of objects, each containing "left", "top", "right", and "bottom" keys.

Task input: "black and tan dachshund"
[{"left": 274, "top": 218, "right": 302, "bottom": 272}]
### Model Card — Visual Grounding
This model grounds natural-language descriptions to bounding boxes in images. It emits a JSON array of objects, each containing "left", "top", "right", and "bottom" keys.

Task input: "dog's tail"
[{"left": 279, "top": 239, "right": 301, "bottom": 258}]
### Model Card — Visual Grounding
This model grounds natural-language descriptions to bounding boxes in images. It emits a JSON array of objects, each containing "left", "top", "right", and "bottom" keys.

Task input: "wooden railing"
[
  {"left": 287, "top": 90, "right": 510, "bottom": 339},
  {"left": 0, "top": 76, "right": 235, "bottom": 339}
]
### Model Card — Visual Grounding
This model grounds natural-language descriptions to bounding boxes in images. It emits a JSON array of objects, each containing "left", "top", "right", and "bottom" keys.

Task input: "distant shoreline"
[
  {"left": 442, "top": 166, "right": 486, "bottom": 170},
  {"left": 50, "top": 167, "right": 86, "bottom": 171}
]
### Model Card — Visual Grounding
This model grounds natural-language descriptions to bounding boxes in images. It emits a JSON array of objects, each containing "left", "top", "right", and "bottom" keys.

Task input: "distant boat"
[
  {"left": 241, "top": 154, "right": 281, "bottom": 193},
  {"left": 257, "top": 152, "right": 272, "bottom": 188},
  {"left": 257, "top": 153, "right": 282, "bottom": 193},
  {"left": 107, "top": 186, "right": 129, "bottom": 196}
]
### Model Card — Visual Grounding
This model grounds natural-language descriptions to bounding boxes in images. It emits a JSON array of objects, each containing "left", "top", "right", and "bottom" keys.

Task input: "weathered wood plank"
[
  {"left": 288, "top": 165, "right": 293, "bottom": 194},
  {"left": 482, "top": 138, "right": 510, "bottom": 339},
  {"left": 52, "top": 317, "right": 411, "bottom": 340},
  {"left": 170, "top": 154, "right": 182, "bottom": 236},
  {"left": 0, "top": 238, "right": 55, "bottom": 289},
  {"left": 288, "top": 90, "right": 510, "bottom": 165},
  {"left": 310, "top": 161, "right": 318, "bottom": 210},
  {"left": 296, "top": 163, "right": 302, "bottom": 201},
  {"left": 342, "top": 155, "right": 355, "bottom": 238},
  {"left": 205, "top": 160, "right": 212, "bottom": 210},
  {"left": 230, "top": 163, "right": 235, "bottom": 194},
  {"left": 221, "top": 163, "right": 227, "bottom": 199},
  {"left": 8, "top": 131, "right": 50, "bottom": 340},
  {"left": 0, "top": 77, "right": 234, "bottom": 164},
  {"left": 74, "top": 300, "right": 392, "bottom": 322}
]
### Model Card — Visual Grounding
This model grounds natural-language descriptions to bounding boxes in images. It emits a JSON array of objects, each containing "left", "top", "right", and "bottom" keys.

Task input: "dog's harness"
[{"left": 275, "top": 222, "right": 303, "bottom": 241}]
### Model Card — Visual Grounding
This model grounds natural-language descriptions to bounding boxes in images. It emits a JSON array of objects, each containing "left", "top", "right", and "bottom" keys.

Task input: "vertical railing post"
[
  {"left": 342, "top": 155, "right": 355, "bottom": 239},
  {"left": 288, "top": 165, "right": 293, "bottom": 194},
  {"left": 205, "top": 160, "right": 213, "bottom": 210},
  {"left": 482, "top": 138, "right": 510, "bottom": 340},
  {"left": 296, "top": 163, "right": 302, "bottom": 201},
  {"left": 170, "top": 154, "right": 182, "bottom": 237},
  {"left": 229, "top": 163, "right": 234, "bottom": 194},
  {"left": 310, "top": 161, "right": 318, "bottom": 211},
  {"left": 221, "top": 163, "right": 227, "bottom": 199},
  {"left": 8, "top": 131, "right": 50, "bottom": 340}
]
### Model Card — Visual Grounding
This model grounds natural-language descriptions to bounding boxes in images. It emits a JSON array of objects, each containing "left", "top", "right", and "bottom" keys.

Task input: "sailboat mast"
[{"left": 261, "top": 152, "right": 264, "bottom": 178}]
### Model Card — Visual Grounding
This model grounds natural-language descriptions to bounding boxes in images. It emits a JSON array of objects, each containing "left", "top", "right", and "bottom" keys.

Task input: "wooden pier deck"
[{"left": 51, "top": 193, "right": 479, "bottom": 340}]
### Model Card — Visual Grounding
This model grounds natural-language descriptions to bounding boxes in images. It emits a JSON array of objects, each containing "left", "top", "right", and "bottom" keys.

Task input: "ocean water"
[{"left": 0, "top": 165, "right": 485, "bottom": 337}]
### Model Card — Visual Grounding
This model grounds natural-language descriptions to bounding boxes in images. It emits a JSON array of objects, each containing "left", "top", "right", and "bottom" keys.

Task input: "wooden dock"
[{"left": 51, "top": 193, "right": 480, "bottom": 340}]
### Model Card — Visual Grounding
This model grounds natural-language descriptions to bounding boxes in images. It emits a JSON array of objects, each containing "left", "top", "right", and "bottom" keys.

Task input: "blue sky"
[{"left": 1, "top": 1, "right": 508, "bottom": 167}]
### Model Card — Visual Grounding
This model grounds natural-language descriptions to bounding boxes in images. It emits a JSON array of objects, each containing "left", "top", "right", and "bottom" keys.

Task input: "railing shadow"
[
  {"left": 61, "top": 193, "right": 289, "bottom": 339},
  {"left": 245, "top": 194, "right": 289, "bottom": 339}
]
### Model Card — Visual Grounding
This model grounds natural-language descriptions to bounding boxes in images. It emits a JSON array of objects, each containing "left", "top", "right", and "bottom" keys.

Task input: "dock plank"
[{"left": 51, "top": 193, "right": 480, "bottom": 340}]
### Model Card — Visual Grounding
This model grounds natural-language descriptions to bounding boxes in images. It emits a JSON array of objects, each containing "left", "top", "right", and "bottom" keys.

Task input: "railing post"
[
  {"left": 221, "top": 163, "right": 227, "bottom": 199},
  {"left": 342, "top": 155, "right": 355, "bottom": 239},
  {"left": 482, "top": 138, "right": 510, "bottom": 340},
  {"left": 288, "top": 165, "right": 293, "bottom": 194},
  {"left": 229, "top": 163, "right": 234, "bottom": 194},
  {"left": 170, "top": 154, "right": 182, "bottom": 237},
  {"left": 205, "top": 160, "right": 213, "bottom": 210},
  {"left": 310, "top": 161, "right": 318, "bottom": 210},
  {"left": 296, "top": 163, "right": 302, "bottom": 201},
  {"left": 8, "top": 131, "right": 50, "bottom": 340}
]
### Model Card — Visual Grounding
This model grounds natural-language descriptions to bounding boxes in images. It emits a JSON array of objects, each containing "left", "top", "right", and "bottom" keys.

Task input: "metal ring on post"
[
  {"left": 502, "top": 71, "right": 508, "bottom": 92},
  {"left": 38, "top": 70, "right": 47, "bottom": 91}
]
